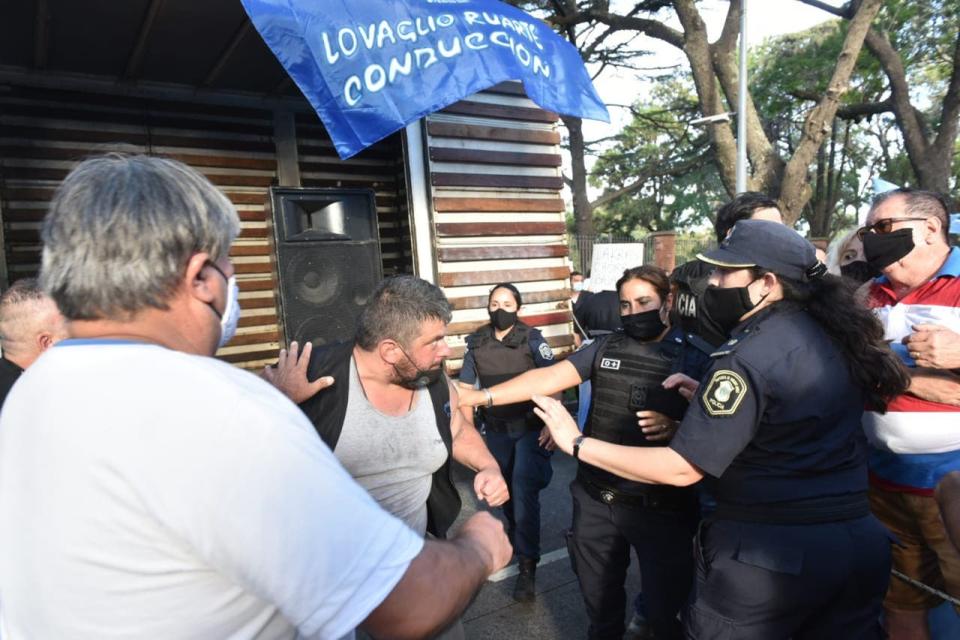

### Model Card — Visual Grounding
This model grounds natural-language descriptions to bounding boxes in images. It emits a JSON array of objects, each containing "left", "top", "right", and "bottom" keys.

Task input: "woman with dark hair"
[
  {"left": 458, "top": 283, "right": 556, "bottom": 603},
  {"left": 460, "top": 266, "right": 698, "bottom": 640},
  {"left": 533, "top": 220, "right": 910, "bottom": 639}
]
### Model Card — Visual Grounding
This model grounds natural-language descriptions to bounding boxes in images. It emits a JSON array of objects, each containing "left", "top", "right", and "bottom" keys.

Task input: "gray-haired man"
[
  {"left": 0, "top": 155, "right": 510, "bottom": 639},
  {"left": 0, "top": 277, "right": 68, "bottom": 407}
]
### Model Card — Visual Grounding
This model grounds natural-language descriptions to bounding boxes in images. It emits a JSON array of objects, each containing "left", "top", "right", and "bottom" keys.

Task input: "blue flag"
[
  {"left": 872, "top": 177, "right": 901, "bottom": 195},
  {"left": 241, "top": 0, "right": 609, "bottom": 159}
]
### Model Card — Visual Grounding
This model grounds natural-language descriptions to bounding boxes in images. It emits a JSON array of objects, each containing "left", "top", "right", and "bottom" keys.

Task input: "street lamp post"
[{"left": 737, "top": 0, "right": 748, "bottom": 194}]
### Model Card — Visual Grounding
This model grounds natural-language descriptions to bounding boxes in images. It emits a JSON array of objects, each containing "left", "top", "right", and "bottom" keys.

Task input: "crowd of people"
[{"left": 0, "top": 153, "right": 957, "bottom": 640}]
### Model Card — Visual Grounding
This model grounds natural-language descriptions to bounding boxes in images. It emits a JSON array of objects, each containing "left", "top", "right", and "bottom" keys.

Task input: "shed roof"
[{"left": 1, "top": 0, "right": 299, "bottom": 98}]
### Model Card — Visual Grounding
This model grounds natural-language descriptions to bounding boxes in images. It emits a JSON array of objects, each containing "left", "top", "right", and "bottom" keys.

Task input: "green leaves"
[{"left": 589, "top": 71, "right": 721, "bottom": 236}]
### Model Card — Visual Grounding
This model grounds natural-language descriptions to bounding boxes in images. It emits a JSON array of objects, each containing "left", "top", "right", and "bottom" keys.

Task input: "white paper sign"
[{"left": 588, "top": 243, "right": 646, "bottom": 292}]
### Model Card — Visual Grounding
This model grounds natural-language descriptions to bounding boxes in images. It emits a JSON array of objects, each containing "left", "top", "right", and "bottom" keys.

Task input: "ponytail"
[{"left": 756, "top": 270, "right": 909, "bottom": 411}]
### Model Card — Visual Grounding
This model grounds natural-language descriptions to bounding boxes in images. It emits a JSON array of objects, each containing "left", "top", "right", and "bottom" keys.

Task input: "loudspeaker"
[{"left": 270, "top": 187, "right": 382, "bottom": 348}]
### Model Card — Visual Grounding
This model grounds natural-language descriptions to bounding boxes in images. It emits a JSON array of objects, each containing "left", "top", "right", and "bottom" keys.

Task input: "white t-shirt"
[{"left": 0, "top": 340, "right": 424, "bottom": 639}]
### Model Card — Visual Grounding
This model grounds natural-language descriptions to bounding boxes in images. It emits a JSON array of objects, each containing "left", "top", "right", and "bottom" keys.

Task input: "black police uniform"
[
  {"left": 669, "top": 303, "right": 891, "bottom": 639},
  {"left": 573, "top": 290, "right": 622, "bottom": 338},
  {"left": 460, "top": 322, "right": 554, "bottom": 562},
  {"left": 670, "top": 259, "right": 725, "bottom": 382},
  {"left": 566, "top": 332, "right": 699, "bottom": 640}
]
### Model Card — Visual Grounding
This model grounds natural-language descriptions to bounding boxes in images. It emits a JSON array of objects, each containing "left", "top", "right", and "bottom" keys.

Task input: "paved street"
[
  {"left": 451, "top": 453, "right": 644, "bottom": 640},
  {"left": 452, "top": 452, "right": 960, "bottom": 640}
]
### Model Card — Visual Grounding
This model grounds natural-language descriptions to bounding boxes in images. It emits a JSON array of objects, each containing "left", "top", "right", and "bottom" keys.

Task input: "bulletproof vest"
[
  {"left": 467, "top": 322, "right": 536, "bottom": 421},
  {"left": 587, "top": 334, "right": 680, "bottom": 447}
]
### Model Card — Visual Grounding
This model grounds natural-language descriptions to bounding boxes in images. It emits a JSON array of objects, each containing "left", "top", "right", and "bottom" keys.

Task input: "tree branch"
[
  {"left": 590, "top": 146, "right": 713, "bottom": 210},
  {"left": 780, "top": 0, "right": 882, "bottom": 222},
  {"left": 931, "top": 29, "right": 960, "bottom": 160},
  {"left": 706, "top": 0, "right": 782, "bottom": 194},
  {"left": 672, "top": 0, "right": 739, "bottom": 193},
  {"left": 714, "top": 0, "right": 741, "bottom": 53},
  {"left": 795, "top": 0, "right": 853, "bottom": 19},
  {"left": 548, "top": 9, "right": 685, "bottom": 49},
  {"left": 789, "top": 90, "right": 893, "bottom": 119}
]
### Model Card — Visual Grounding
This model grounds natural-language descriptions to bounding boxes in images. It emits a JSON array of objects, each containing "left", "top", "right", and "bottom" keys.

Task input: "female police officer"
[
  {"left": 460, "top": 266, "right": 698, "bottom": 640},
  {"left": 458, "top": 283, "right": 555, "bottom": 603},
  {"left": 533, "top": 220, "right": 910, "bottom": 639}
]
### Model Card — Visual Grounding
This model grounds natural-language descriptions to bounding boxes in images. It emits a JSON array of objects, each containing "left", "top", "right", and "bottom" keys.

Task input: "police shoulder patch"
[
  {"left": 701, "top": 369, "right": 748, "bottom": 417},
  {"left": 538, "top": 341, "right": 555, "bottom": 360}
]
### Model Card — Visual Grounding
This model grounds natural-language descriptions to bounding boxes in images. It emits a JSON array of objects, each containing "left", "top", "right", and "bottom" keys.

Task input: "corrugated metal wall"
[
  {"left": 426, "top": 83, "right": 574, "bottom": 375},
  {"left": 0, "top": 85, "right": 409, "bottom": 371}
]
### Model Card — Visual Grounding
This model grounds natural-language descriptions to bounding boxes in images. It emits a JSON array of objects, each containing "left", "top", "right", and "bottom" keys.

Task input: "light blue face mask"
[{"left": 206, "top": 262, "right": 241, "bottom": 349}]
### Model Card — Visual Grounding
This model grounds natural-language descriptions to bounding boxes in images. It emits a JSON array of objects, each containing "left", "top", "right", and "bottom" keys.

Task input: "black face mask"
[
  {"left": 862, "top": 228, "right": 915, "bottom": 271},
  {"left": 621, "top": 308, "right": 666, "bottom": 341},
  {"left": 840, "top": 260, "right": 880, "bottom": 284},
  {"left": 700, "top": 282, "right": 762, "bottom": 340},
  {"left": 394, "top": 346, "right": 444, "bottom": 390},
  {"left": 489, "top": 308, "right": 518, "bottom": 331}
]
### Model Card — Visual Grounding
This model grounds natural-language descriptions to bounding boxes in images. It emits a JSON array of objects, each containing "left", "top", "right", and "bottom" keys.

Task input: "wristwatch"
[{"left": 572, "top": 435, "right": 586, "bottom": 460}]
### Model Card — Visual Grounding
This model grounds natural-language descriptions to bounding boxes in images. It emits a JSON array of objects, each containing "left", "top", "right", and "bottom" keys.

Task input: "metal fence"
[
  {"left": 567, "top": 234, "right": 647, "bottom": 274},
  {"left": 567, "top": 233, "right": 714, "bottom": 273},
  {"left": 674, "top": 235, "right": 715, "bottom": 265}
]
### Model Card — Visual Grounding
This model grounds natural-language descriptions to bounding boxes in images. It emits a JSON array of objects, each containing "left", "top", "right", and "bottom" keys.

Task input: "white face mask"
[
  {"left": 217, "top": 275, "right": 241, "bottom": 349},
  {"left": 206, "top": 262, "right": 241, "bottom": 350},
  {"left": 572, "top": 281, "right": 584, "bottom": 292}
]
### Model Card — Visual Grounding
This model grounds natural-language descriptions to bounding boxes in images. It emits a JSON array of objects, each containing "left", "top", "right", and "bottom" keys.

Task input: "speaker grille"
[{"left": 271, "top": 188, "right": 382, "bottom": 347}]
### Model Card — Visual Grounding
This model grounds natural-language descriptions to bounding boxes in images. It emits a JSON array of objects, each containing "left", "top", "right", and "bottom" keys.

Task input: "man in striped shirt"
[{"left": 861, "top": 188, "right": 960, "bottom": 639}]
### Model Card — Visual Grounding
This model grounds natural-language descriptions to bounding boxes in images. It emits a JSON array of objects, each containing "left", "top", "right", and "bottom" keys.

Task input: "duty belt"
[
  {"left": 578, "top": 474, "right": 694, "bottom": 511},
  {"left": 481, "top": 412, "right": 538, "bottom": 434},
  {"left": 714, "top": 492, "right": 871, "bottom": 524}
]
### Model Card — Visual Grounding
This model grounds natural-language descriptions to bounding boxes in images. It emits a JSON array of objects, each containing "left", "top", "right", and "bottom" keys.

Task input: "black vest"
[
  {"left": 587, "top": 334, "right": 680, "bottom": 446},
  {"left": 577, "top": 332, "right": 679, "bottom": 493},
  {"left": 297, "top": 341, "right": 461, "bottom": 538},
  {"left": 466, "top": 322, "right": 536, "bottom": 422},
  {"left": 580, "top": 334, "right": 690, "bottom": 494}
]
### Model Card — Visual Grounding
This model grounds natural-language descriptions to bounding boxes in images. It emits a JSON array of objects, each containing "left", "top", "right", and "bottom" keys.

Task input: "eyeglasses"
[{"left": 857, "top": 217, "right": 929, "bottom": 240}]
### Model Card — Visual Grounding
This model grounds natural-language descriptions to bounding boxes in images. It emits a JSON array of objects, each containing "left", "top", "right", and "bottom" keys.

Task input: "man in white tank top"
[{"left": 269, "top": 277, "right": 511, "bottom": 638}]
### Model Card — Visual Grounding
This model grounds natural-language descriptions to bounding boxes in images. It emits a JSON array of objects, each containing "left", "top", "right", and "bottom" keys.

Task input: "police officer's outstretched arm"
[
  {"left": 459, "top": 359, "right": 582, "bottom": 409},
  {"left": 534, "top": 353, "right": 764, "bottom": 487},
  {"left": 532, "top": 394, "right": 703, "bottom": 486}
]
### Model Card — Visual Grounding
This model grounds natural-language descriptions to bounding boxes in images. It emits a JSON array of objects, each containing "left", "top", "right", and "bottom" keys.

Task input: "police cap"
[{"left": 697, "top": 219, "right": 825, "bottom": 282}]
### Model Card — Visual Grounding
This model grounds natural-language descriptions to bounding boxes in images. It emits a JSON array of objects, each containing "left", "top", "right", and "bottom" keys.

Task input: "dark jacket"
[
  {"left": 574, "top": 290, "right": 622, "bottom": 337},
  {"left": 298, "top": 341, "right": 461, "bottom": 538}
]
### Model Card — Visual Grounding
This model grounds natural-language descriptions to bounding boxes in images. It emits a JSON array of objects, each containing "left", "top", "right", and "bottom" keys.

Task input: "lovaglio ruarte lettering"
[{"left": 320, "top": 12, "right": 552, "bottom": 108}]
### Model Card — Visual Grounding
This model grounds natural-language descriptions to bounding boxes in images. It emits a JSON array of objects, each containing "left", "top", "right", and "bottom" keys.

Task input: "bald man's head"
[{"left": 0, "top": 278, "right": 68, "bottom": 369}]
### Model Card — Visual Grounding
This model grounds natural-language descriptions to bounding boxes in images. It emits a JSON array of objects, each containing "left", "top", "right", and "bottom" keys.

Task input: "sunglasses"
[{"left": 857, "top": 216, "right": 929, "bottom": 240}]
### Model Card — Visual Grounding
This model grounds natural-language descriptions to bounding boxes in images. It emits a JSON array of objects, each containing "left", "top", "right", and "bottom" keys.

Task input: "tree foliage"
[
  {"left": 587, "top": 0, "right": 959, "bottom": 238},
  {"left": 589, "top": 75, "right": 722, "bottom": 236}
]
